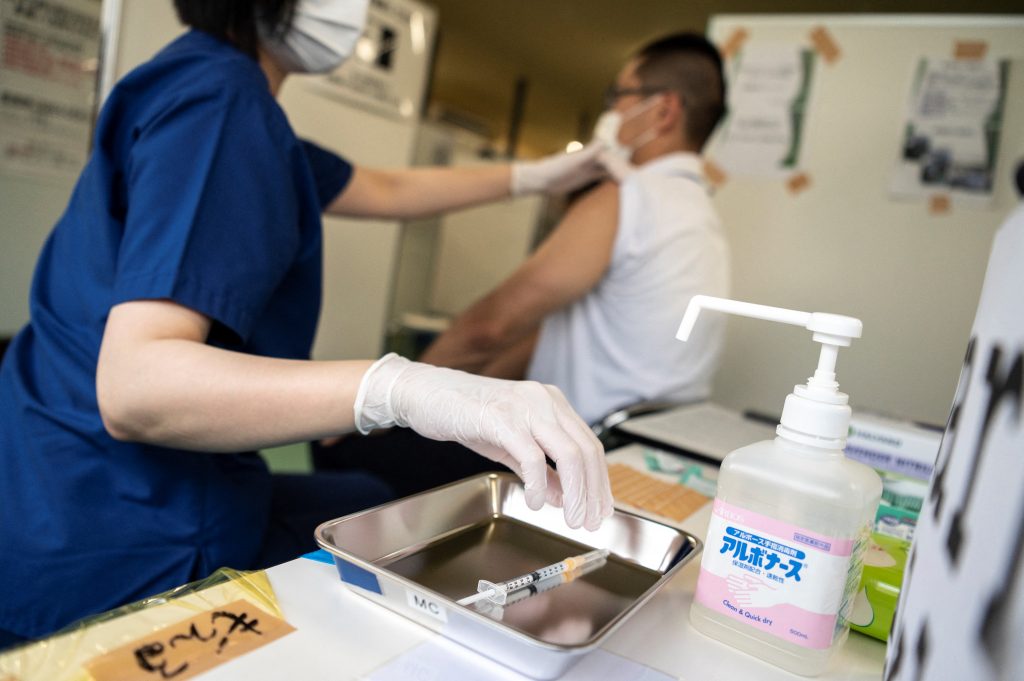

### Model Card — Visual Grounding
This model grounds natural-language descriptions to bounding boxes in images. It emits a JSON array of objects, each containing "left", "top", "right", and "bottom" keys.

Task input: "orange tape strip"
[
  {"left": 954, "top": 41, "right": 988, "bottom": 60},
  {"left": 809, "top": 26, "right": 841, "bottom": 65},
  {"left": 929, "top": 194, "right": 952, "bottom": 215},
  {"left": 703, "top": 159, "right": 728, "bottom": 188},
  {"left": 719, "top": 27, "right": 749, "bottom": 60},
  {"left": 787, "top": 172, "right": 811, "bottom": 194},
  {"left": 86, "top": 599, "right": 295, "bottom": 681},
  {"left": 608, "top": 463, "right": 709, "bottom": 522}
]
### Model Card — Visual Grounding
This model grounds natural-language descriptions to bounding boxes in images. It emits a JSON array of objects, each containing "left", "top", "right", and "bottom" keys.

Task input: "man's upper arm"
[
  {"left": 418, "top": 181, "right": 619, "bottom": 371},
  {"left": 492, "top": 180, "right": 620, "bottom": 326}
]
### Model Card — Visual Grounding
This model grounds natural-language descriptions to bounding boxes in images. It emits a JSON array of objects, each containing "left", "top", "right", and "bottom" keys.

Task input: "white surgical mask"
[
  {"left": 259, "top": 0, "right": 368, "bottom": 74},
  {"left": 592, "top": 96, "right": 661, "bottom": 162}
]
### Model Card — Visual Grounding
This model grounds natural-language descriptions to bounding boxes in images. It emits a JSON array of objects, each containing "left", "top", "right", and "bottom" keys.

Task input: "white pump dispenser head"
[{"left": 678, "top": 295, "right": 862, "bottom": 450}]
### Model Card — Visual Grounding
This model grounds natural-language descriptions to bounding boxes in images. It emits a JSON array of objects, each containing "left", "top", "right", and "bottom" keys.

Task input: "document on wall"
[
  {"left": 0, "top": 0, "right": 101, "bottom": 183},
  {"left": 711, "top": 44, "right": 816, "bottom": 178},
  {"left": 888, "top": 57, "right": 1009, "bottom": 206}
]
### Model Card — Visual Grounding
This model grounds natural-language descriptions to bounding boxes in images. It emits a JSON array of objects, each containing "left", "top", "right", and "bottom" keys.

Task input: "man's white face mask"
[
  {"left": 592, "top": 95, "right": 661, "bottom": 163},
  {"left": 260, "top": 0, "right": 368, "bottom": 74}
]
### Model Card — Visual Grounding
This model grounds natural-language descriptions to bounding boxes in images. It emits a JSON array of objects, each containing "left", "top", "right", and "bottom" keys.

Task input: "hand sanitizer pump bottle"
[{"left": 682, "top": 296, "right": 882, "bottom": 677}]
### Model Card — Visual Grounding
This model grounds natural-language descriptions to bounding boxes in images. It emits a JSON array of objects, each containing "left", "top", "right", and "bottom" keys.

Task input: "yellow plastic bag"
[{"left": 0, "top": 568, "right": 285, "bottom": 681}]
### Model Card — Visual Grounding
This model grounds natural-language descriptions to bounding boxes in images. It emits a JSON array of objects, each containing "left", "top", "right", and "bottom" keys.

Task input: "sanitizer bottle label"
[{"left": 695, "top": 498, "right": 867, "bottom": 649}]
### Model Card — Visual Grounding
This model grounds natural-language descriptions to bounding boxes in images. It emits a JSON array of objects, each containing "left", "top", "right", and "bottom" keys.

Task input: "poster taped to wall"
[
  {"left": 888, "top": 57, "right": 1009, "bottom": 206},
  {"left": 0, "top": 0, "right": 100, "bottom": 183},
  {"left": 310, "top": 0, "right": 434, "bottom": 122},
  {"left": 711, "top": 44, "right": 815, "bottom": 178}
]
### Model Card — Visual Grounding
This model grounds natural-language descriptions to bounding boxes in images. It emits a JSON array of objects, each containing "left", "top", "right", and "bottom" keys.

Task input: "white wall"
[
  {"left": 111, "top": 0, "right": 180, "bottom": 84},
  {"left": 387, "top": 121, "right": 454, "bottom": 327},
  {"left": 279, "top": 78, "right": 417, "bottom": 359},
  {"left": 429, "top": 188, "right": 544, "bottom": 316},
  {"left": 389, "top": 122, "right": 545, "bottom": 327},
  {"left": 705, "top": 15, "right": 1024, "bottom": 426},
  {"left": 0, "top": 177, "right": 69, "bottom": 336}
]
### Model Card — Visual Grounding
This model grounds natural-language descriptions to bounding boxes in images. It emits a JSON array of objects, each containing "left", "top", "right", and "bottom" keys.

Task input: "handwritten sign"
[{"left": 85, "top": 599, "right": 294, "bottom": 681}]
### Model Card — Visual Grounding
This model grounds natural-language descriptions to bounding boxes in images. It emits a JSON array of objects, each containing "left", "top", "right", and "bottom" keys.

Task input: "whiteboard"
[{"left": 704, "top": 15, "right": 1024, "bottom": 426}]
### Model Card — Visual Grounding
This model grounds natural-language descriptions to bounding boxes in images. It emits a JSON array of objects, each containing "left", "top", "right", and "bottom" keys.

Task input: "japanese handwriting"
[
  {"left": 85, "top": 598, "right": 294, "bottom": 681},
  {"left": 131, "top": 608, "right": 265, "bottom": 678}
]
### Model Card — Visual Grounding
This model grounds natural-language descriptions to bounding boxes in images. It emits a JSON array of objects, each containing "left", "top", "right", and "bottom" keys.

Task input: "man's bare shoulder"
[
  {"left": 563, "top": 180, "right": 620, "bottom": 225},
  {"left": 578, "top": 179, "right": 619, "bottom": 205}
]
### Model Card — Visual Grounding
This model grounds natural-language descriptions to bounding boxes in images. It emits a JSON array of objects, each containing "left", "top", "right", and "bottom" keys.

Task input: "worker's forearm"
[
  {"left": 97, "top": 339, "right": 373, "bottom": 452},
  {"left": 389, "top": 164, "right": 512, "bottom": 218},
  {"left": 333, "top": 164, "right": 514, "bottom": 220}
]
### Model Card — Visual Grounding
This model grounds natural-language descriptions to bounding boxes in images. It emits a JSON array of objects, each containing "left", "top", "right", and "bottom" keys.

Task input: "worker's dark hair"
[
  {"left": 633, "top": 33, "right": 726, "bottom": 151},
  {"left": 173, "top": 0, "right": 298, "bottom": 59}
]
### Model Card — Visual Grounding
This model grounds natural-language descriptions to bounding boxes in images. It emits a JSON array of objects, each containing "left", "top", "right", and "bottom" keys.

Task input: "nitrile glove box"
[
  {"left": 849, "top": 532, "right": 909, "bottom": 642},
  {"left": 844, "top": 412, "right": 941, "bottom": 481},
  {"left": 844, "top": 412, "right": 938, "bottom": 643}
]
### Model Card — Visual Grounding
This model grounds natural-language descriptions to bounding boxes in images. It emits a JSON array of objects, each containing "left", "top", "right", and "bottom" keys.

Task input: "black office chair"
[{"left": 592, "top": 400, "right": 684, "bottom": 451}]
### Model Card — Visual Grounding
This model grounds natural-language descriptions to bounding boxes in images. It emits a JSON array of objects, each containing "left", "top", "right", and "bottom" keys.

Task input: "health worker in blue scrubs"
[{"left": 0, "top": 0, "right": 614, "bottom": 648}]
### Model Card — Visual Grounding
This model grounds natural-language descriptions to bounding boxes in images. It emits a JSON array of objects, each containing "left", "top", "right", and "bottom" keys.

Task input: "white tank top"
[{"left": 526, "top": 152, "right": 730, "bottom": 424}]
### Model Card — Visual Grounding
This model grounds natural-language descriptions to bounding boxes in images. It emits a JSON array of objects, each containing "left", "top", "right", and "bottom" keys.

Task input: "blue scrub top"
[{"left": 0, "top": 30, "right": 352, "bottom": 638}]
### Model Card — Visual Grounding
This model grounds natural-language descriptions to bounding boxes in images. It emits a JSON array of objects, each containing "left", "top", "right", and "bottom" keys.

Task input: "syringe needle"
[
  {"left": 456, "top": 549, "right": 610, "bottom": 607},
  {"left": 456, "top": 589, "right": 498, "bottom": 606}
]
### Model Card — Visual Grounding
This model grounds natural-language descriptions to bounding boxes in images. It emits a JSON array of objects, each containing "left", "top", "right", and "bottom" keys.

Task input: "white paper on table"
[
  {"left": 363, "top": 638, "right": 676, "bottom": 681},
  {"left": 616, "top": 402, "right": 778, "bottom": 462}
]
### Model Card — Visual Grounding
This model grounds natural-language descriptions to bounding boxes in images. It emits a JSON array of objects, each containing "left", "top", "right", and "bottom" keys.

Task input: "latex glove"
[
  {"left": 354, "top": 354, "right": 614, "bottom": 531},
  {"left": 510, "top": 142, "right": 608, "bottom": 196}
]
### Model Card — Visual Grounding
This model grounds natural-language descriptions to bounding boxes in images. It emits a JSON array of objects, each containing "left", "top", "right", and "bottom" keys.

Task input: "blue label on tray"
[{"left": 335, "top": 558, "right": 383, "bottom": 595}]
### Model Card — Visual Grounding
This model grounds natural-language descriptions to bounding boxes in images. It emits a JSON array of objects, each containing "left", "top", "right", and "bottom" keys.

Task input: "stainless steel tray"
[{"left": 315, "top": 472, "right": 701, "bottom": 679}]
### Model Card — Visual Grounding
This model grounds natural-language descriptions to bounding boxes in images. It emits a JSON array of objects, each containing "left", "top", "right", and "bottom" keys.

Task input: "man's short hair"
[
  {"left": 634, "top": 33, "right": 726, "bottom": 151},
  {"left": 173, "top": 0, "right": 298, "bottom": 58}
]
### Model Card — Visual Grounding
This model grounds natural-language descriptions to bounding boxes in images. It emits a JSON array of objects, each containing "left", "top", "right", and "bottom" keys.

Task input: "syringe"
[
  {"left": 470, "top": 552, "right": 609, "bottom": 621},
  {"left": 457, "top": 548, "right": 610, "bottom": 606}
]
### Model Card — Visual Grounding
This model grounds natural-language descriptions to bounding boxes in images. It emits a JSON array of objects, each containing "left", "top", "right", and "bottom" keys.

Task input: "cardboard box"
[{"left": 844, "top": 412, "right": 942, "bottom": 481}]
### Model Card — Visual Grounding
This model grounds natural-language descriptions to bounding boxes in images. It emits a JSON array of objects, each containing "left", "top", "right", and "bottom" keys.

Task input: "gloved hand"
[
  {"left": 354, "top": 354, "right": 614, "bottom": 531},
  {"left": 510, "top": 142, "right": 609, "bottom": 196}
]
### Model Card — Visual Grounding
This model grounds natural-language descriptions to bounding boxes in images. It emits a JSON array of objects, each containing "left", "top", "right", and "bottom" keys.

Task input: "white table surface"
[{"left": 197, "top": 446, "right": 887, "bottom": 680}]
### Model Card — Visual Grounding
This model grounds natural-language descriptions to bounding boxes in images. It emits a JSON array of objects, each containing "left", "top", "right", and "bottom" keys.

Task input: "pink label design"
[{"left": 695, "top": 500, "right": 857, "bottom": 650}]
